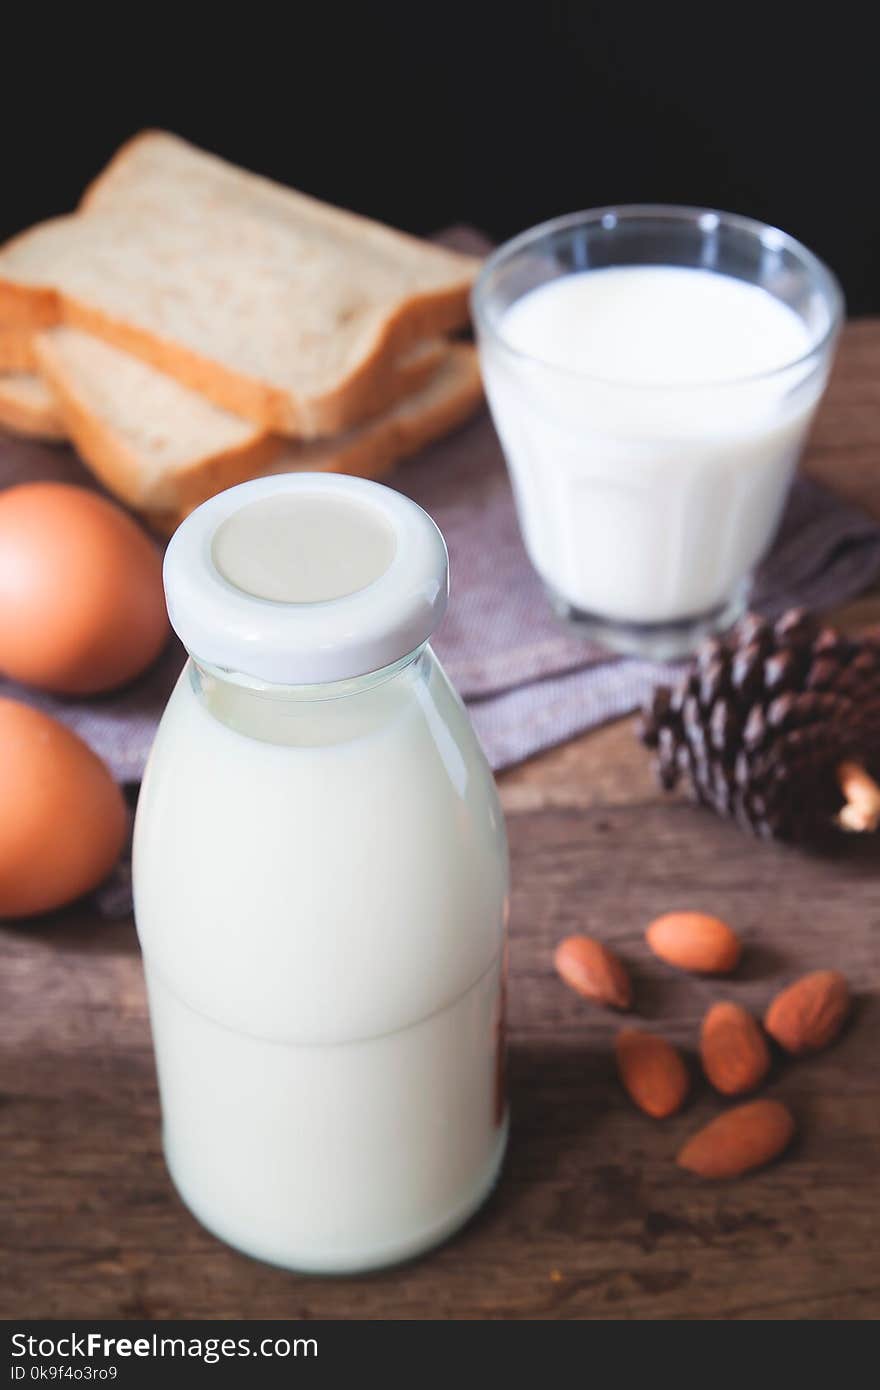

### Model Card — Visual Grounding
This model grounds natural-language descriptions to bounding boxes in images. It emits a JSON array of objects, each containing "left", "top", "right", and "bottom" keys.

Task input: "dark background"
[{"left": 2, "top": 5, "right": 877, "bottom": 309}]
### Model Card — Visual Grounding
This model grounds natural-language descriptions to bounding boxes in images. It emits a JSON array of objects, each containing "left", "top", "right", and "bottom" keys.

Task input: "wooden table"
[{"left": 3, "top": 324, "right": 880, "bottom": 1322}]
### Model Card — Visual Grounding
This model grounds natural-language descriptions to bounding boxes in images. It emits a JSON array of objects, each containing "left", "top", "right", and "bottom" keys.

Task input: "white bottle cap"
[{"left": 163, "top": 474, "right": 449, "bottom": 685}]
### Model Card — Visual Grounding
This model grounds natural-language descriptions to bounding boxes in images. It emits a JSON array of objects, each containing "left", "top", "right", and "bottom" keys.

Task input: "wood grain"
[{"left": 2, "top": 320, "right": 880, "bottom": 1321}]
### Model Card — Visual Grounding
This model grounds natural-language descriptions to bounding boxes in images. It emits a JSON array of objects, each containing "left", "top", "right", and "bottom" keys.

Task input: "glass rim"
[{"left": 471, "top": 203, "right": 845, "bottom": 391}]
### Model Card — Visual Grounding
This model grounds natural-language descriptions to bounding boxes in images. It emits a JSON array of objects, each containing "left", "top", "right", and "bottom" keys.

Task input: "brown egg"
[
  {"left": 0, "top": 482, "right": 168, "bottom": 694},
  {"left": 0, "top": 698, "right": 127, "bottom": 917}
]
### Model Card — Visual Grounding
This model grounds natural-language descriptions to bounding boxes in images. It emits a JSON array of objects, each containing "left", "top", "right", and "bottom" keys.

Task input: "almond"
[
  {"left": 700, "top": 1001, "right": 770, "bottom": 1095},
  {"left": 615, "top": 1028, "right": 689, "bottom": 1118},
  {"left": 677, "top": 1098, "right": 795, "bottom": 1178},
  {"left": 553, "top": 935, "right": 632, "bottom": 1009},
  {"left": 645, "top": 911, "right": 741, "bottom": 974},
  {"left": 764, "top": 970, "right": 850, "bottom": 1055}
]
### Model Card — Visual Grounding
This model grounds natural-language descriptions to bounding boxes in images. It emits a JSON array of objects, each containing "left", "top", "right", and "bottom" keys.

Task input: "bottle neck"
[{"left": 189, "top": 645, "right": 431, "bottom": 747}]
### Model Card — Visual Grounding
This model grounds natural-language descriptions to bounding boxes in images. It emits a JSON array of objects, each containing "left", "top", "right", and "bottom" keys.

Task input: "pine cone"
[{"left": 639, "top": 608, "right": 880, "bottom": 843}]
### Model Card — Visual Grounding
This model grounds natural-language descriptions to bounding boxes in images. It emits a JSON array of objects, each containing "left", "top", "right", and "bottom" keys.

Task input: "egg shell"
[
  {"left": 0, "top": 698, "right": 127, "bottom": 917},
  {"left": 0, "top": 481, "right": 169, "bottom": 694}
]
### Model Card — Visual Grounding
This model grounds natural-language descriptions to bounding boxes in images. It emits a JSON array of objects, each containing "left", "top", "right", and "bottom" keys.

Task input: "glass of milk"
[
  {"left": 133, "top": 474, "right": 509, "bottom": 1274},
  {"left": 473, "top": 206, "right": 843, "bottom": 658}
]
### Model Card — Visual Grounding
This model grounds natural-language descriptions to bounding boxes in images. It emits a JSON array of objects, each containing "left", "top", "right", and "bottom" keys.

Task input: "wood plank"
[{"left": 806, "top": 318, "right": 880, "bottom": 520}]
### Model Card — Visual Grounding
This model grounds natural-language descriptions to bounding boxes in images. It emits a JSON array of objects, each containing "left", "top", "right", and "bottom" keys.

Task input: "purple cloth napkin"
[{"left": 2, "top": 420, "right": 880, "bottom": 782}]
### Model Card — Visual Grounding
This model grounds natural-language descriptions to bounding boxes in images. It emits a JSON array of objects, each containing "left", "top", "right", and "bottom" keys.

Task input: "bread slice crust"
[{"left": 0, "top": 325, "right": 38, "bottom": 371}]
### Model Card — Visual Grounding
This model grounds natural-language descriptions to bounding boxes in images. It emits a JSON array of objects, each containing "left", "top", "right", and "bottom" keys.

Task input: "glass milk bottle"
[{"left": 133, "top": 474, "right": 509, "bottom": 1273}]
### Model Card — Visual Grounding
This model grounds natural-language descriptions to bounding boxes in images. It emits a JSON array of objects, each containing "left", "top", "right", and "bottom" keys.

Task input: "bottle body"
[{"left": 133, "top": 647, "right": 508, "bottom": 1272}]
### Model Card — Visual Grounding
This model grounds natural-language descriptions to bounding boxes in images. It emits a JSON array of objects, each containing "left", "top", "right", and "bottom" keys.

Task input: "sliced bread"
[
  {"left": 35, "top": 330, "right": 482, "bottom": 520},
  {"left": 0, "top": 373, "right": 66, "bottom": 440},
  {"left": 0, "top": 131, "right": 481, "bottom": 437}
]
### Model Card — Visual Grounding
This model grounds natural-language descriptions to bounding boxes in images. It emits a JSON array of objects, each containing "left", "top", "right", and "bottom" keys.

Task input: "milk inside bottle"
[{"left": 133, "top": 474, "right": 509, "bottom": 1273}]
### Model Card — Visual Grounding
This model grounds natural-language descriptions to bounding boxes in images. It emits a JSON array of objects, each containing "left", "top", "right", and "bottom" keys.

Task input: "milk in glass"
[
  {"left": 474, "top": 209, "right": 843, "bottom": 660},
  {"left": 485, "top": 265, "right": 824, "bottom": 625}
]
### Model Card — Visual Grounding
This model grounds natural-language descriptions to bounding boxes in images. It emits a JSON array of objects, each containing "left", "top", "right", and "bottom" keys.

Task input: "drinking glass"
[{"left": 472, "top": 206, "right": 843, "bottom": 658}]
